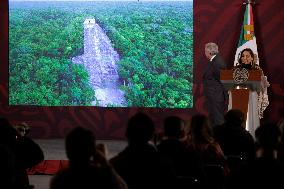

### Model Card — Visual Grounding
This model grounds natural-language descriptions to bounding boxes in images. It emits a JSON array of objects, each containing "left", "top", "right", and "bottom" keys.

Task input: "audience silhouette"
[
  {"left": 4, "top": 111, "right": 284, "bottom": 189},
  {"left": 186, "top": 114, "right": 228, "bottom": 172},
  {"left": 50, "top": 126, "right": 128, "bottom": 189},
  {"left": 243, "top": 123, "right": 284, "bottom": 189},
  {"left": 277, "top": 118, "right": 284, "bottom": 163},
  {"left": 186, "top": 114, "right": 229, "bottom": 189},
  {"left": 0, "top": 117, "right": 44, "bottom": 189},
  {"left": 110, "top": 112, "right": 166, "bottom": 189},
  {"left": 214, "top": 109, "right": 255, "bottom": 163},
  {"left": 157, "top": 116, "right": 203, "bottom": 179}
]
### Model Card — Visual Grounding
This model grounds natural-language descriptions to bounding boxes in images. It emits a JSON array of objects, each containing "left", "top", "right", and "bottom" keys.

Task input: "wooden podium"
[{"left": 220, "top": 69, "right": 262, "bottom": 123}]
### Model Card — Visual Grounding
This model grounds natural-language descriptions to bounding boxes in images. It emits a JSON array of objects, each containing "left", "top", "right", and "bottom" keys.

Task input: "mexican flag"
[{"left": 234, "top": 2, "right": 259, "bottom": 66}]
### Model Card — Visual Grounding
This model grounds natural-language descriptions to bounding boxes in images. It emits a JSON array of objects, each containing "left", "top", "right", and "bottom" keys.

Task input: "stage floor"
[
  {"left": 35, "top": 139, "right": 128, "bottom": 160},
  {"left": 29, "top": 139, "right": 128, "bottom": 189}
]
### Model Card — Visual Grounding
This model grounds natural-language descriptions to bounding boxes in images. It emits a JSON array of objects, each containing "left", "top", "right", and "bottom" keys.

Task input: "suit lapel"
[{"left": 203, "top": 59, "right": 213, "bottom": 79}]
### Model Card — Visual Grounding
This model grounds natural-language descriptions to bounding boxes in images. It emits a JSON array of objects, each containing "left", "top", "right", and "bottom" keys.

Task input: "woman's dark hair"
[{"left": 189, "top": 114, "right": 214, "bottom": 144}]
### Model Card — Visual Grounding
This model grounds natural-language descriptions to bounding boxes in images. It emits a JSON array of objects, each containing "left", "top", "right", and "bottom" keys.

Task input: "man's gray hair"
[{"left": 205, "top": 42, "right": 219, "bottom": 55}]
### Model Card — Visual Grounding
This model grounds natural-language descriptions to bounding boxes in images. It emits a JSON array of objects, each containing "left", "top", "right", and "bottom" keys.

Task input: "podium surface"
[{"left": 220, "top": 69, "right": 262, "bottom": 92}]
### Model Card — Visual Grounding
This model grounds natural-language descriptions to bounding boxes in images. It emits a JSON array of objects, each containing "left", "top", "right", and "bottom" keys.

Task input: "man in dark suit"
[{"left": 203, "top": 42, "right": 227, "bottom": 126}]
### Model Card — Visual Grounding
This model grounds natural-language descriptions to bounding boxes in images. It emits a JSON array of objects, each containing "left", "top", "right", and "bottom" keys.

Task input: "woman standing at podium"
[{"left": 235, "top": 48, "right": 269, "bottom": 138}]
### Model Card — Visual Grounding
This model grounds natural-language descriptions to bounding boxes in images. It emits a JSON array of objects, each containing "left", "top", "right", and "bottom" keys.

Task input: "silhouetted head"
[
  {"left": 189, "top": 114, "right": 214, "bottom": 144},
  {"left": 65, "top": 127, "right": 96, "bottom": 163},
  {"left": 163, "top": 116, "right": 184, "bottom": 139},
  {"left": 0, "top": 117, "right": 18, "bottom": 146},
  {"left": 255, "top": 122, "right": 281, "bottom": 150},
  {"left": 126, "top": 112, "right": 155, "bottom": 144},
  {"left": 224, "top": 109, "right": 245, "bottom": 127}
]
